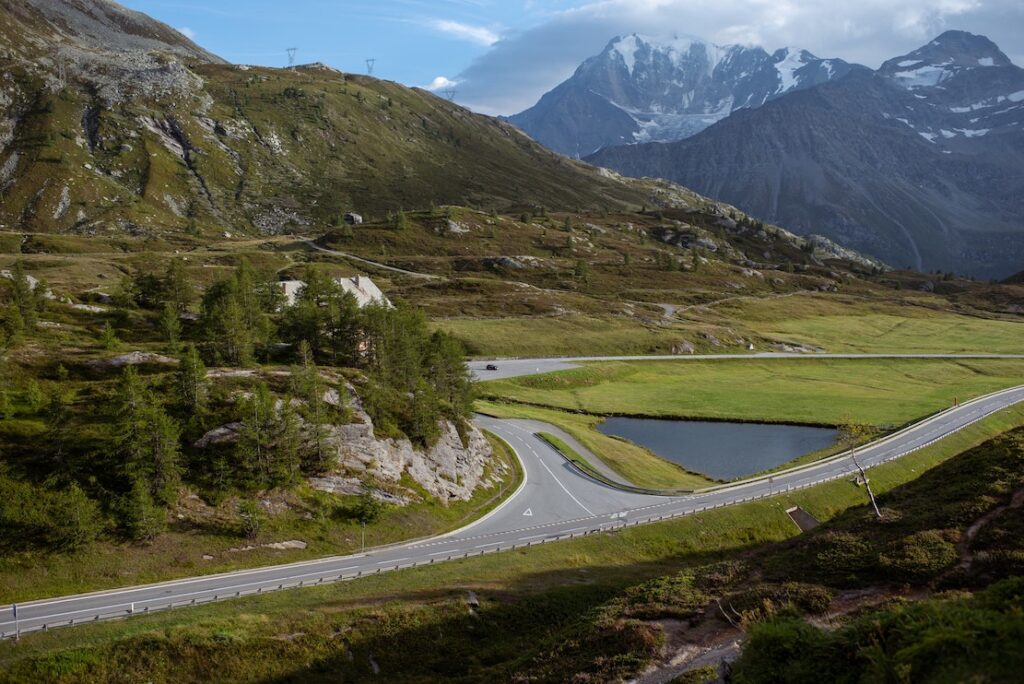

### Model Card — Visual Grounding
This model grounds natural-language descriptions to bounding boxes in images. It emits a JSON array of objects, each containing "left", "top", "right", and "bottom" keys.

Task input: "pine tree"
[
  {"left": 50, "top": 483, "right": 103, "bottom": 550},
  {"left": 32, "top": 277, "right": 50, "bottom": 316},
  {"left": 236, "top": 382, "right": 277, "bottom": 486},
  {"left": 238, "top": 499, "right": 263, "bottom": 540},
  {"left": 276, "top": 398, "right": 303, "bottom": 484},
  {"left": 159, "top": 302, "right": 181, "bottom": 349},
  {"left": 163, "top": 258, "right": 194, "bottom": 313},
  {"left": 114, "top": 367, "right": 182, "bottom": 506},
  {"left": 574, "top": 259, "right": 590, "bottom": 283},
  {"left": 409, "top": 379, "right": 441, "bottom": 446},
  {"left": 25, "top": 379, "right": 44, "bottom": 411},
  {"left": 123, "top": 477, "right": 166, "bottom": 541},
  {"left": 394, "top": 209, "right": 409, "bottom": 231},
  {"left": 425, "top": 331, "right": 473, "bottom": 419},
  {"left": 200, "top": 279, "right": 254, "bottom": 365},
  {"left": 353, "top": 485, "right": 385, "bottom": 526},
  {"left": 294, "top": 342, "right": 333, "bottom": 473},
  {"left": 100, "top": 322, "right": 121, "bottom": 350},
  {"left": 44, "top": 383, "right": 74, "bottom": 474},
  {"left": 0, "top": 303, "right": 24, "bottom": 347},
  {"left": 143, "top": 403, "right": 182, "bottom": 505},
  {"left": 177, "top": 343, "right": 208, "bottom": 420},
  {"left": 11, "top": 261, "right": 36, "bottom": 328}
]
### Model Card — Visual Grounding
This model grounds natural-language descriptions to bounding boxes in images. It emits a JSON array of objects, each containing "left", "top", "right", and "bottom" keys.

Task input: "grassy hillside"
[{"left": 0, "top": 12, "right": 647, "bottom": 239}]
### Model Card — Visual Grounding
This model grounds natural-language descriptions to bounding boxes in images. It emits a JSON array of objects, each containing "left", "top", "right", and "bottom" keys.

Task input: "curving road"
[{"left": 2, "top": 358, "right": 1023, "bottom": 638}]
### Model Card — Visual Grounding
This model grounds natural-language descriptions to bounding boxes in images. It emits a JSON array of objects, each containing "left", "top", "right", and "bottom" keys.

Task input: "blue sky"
[
  {"left": 121, "top": 1, "right": 575, "bottom": 92},
  {"left": 123, "top": 0, "right": 1024, "bottom": 116}
]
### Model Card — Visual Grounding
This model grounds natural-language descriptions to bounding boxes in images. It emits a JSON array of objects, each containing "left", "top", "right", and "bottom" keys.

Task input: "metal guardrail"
[{"left": 0, "top": 396, "right": 1015, "bottom": 640}]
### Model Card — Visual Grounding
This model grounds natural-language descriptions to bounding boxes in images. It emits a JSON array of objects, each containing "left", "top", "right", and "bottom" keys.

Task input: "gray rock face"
[
  {"left": 193, "top": 384, "right": 496, "bottom": 503},
  {"left": 508, "top": 34, "right": 855, "bottom": 157},
  {"left": 330, "top": 401, "right": 494, "bottom": 502},
  {"left": 587, "top": 31, "right": 1024, "bottom": 279}
]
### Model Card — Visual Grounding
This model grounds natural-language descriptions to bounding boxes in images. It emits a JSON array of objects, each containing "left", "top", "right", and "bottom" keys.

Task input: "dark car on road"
[{"left": 485, "top": 364, "right": 498, "bottom": 371}]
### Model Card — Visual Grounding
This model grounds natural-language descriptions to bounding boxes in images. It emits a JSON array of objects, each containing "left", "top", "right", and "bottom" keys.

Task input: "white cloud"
[
  {"left": 424, "top": 76, "right": 459, "bottom": 91},
  {"left": 429, "top": 19, "right": 500, "bottom": 46},
  {"left": 177, "top": 26, "right": 197, "bottom": 40},
  {"left": 452, "top": 0, "right": 1022, "bottom": 115}
]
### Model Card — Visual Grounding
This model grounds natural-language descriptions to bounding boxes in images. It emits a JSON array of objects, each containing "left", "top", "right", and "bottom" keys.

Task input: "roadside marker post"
[{"left": 12, "top": 603, "right": 18, "bottom": 641}]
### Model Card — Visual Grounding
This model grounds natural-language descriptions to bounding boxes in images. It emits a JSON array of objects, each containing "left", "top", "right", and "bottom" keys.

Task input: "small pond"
[{"left": 597, "top": 417, "right": 838, "bottom": 480}]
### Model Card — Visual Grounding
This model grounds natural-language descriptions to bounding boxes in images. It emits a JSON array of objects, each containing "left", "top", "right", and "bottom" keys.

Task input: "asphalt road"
[
  {"left": 4, "top": 379, "right": 1023, "bottom": 638},
  {"left": 468, "top": 352, "right": 1024, "bottom": 380}
]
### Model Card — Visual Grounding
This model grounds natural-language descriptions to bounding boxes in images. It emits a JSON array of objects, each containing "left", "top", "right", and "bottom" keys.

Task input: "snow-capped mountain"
[
  {"left": 586, "top": 31, "right": 1024, "bottom": 279},
  {"left": 507, "top": 33, "right": 857, "bottom": 157}
]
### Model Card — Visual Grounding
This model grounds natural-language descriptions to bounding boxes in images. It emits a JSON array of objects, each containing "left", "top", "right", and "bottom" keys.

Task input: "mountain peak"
[
  {"left": 3, "top": 0, "right": 223, "bottom": 63},
  {"left": 878, "top": 31, "right": 1011, "bottom": 88},
  {"left": 511, "top": 34, "right": 854, "bottom": 156}
]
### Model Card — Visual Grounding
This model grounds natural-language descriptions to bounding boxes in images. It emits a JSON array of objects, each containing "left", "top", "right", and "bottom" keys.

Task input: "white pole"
[{"left": 13, "top": 603, "right": 18, "bottom": 641}]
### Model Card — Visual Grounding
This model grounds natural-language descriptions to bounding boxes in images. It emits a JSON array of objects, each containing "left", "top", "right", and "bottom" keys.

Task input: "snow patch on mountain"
[{"left": 773, "top": 48, "right": 806, "bottom": 92}]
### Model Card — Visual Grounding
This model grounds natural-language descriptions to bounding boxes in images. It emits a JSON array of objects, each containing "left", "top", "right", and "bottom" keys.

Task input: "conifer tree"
[
  {"left": 114, "top": 367, "right": 182, "bottom": 506},
  {"left": 11, "top": 261, "right": 36, "bottom": 328},
  {"left": 123, "top": 477, "right": 166, "bottom": 541},
  {"left": 51, "top": 483, "right": 103, "bottom": 550},
  {"left": 100, "top": 322, "right": 120, "bottom": 350},
  {"left": 163, "top": 258, "right": 194, "bottom": 313},
  {"left": 236, "top": 382, "right": 277, "bottom": 486},
  {"left": 177, "top": 343, "right": 208, "bottom": 420},
  {"left": 159, "top": 302, "right": 181, "bottom": 349},
  {"left": 425, "top": 331, "right": 473, "bottom": 419},
  {"left": 294, "top": 341, "right": 333, "bottom": 472}
]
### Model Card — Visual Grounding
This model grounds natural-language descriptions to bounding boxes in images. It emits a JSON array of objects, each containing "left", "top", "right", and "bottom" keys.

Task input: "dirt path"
[
  {"left": 956, "top": 486, "right": 1024, "bottom": 573},
  {"left": 300, "top": 238, "right": 443, "bottom": 280}
]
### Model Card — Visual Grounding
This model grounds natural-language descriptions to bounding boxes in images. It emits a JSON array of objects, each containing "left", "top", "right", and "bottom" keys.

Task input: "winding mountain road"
[{"left": 2, "top": 354, "right": 1023, "bottom": 639}]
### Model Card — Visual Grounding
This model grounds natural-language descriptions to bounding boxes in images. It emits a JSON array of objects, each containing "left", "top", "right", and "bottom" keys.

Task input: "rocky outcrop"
[
  {"left": 193, "top": 383, "right": 497, "bottom": 503},
  {"left": 328, "top": 403, "right": 494, "bottom": 502}
]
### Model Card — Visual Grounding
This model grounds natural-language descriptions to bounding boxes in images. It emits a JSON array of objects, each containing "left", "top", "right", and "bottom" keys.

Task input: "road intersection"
[{"left": 3, "top": 355, "right": 1023, "bottom": 639}]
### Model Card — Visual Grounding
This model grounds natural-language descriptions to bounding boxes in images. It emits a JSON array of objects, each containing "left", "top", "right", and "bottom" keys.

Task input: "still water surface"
[{"left": 597, "top": 417, "right": 838, "bottom": 480}]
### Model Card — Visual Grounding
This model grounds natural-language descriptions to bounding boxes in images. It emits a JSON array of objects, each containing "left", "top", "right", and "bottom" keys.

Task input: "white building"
[
  {"left": 336, "top": 275, "right": 391, "bottom": 308},
  {"left": 276, "top": 275, "right": 391, "bottom": 308}
]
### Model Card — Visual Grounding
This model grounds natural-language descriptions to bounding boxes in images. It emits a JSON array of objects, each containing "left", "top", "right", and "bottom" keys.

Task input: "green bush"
[{"left": 879, "top": 529, "right": 959, "bottom": 581}]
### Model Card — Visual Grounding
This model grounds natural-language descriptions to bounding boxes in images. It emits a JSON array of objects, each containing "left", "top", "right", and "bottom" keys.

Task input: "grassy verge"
[
  {"left": 476, "top": 400, "right": 711, "bottom": 490},
  {"left": 479, "top": 358, "right": 1024, "bottom": 427},
  {"left": 1, "top": 405, "right": 1022, "bottom": 682},
  {"left": 0, "top": 433, "right": 523, "bottom": 604}
]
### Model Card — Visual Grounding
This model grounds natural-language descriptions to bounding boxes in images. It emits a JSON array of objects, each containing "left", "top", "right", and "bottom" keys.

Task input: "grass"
[
  {"left": 435, "top": 315, "right": 691, "bottom": 358},
  {"left": 0, "top": 432, "right": 522, "bottom": 604},
  {"left": 726, "top": 293, "right": 1024, "bottom": 355},
  {"left": 477, "top": 400, "right": 712, "bottom": 490},
  {"left": 479, "top": 358, "right": 1024, "bottom": 428},
  {"left": 434, "top": 292, "right": 1024, "bottom": 359},
  {"left": 2, "top": 404, "right": 1022, "bottom": 682}
]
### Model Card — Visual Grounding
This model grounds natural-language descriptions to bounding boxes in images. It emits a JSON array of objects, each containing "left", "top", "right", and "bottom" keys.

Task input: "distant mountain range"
[
  {"left": 508, "top": 34, "right": 857, "bottom": 157},
  {"left": 583, "top": 31, "right": 1024, "bottom": 279}
]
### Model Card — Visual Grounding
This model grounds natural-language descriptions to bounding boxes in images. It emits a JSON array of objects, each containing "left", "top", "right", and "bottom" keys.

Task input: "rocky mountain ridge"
[
  {"left": 508, "top": 33, "right": 856, "bottom": 157},
  {"left": 586, "top": 31, "right": 1024, "bottom": 279}
]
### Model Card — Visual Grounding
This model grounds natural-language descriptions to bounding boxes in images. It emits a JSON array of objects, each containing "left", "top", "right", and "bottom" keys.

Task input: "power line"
[
  {"left": 442, "top": 88, "right": 457, "bottom": 102},
  {"left": 286, "top": 47, "right": 297, "bottom": 67},
  {"left": 365, "top": 58, "right": 376, "bottom": 75}
]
